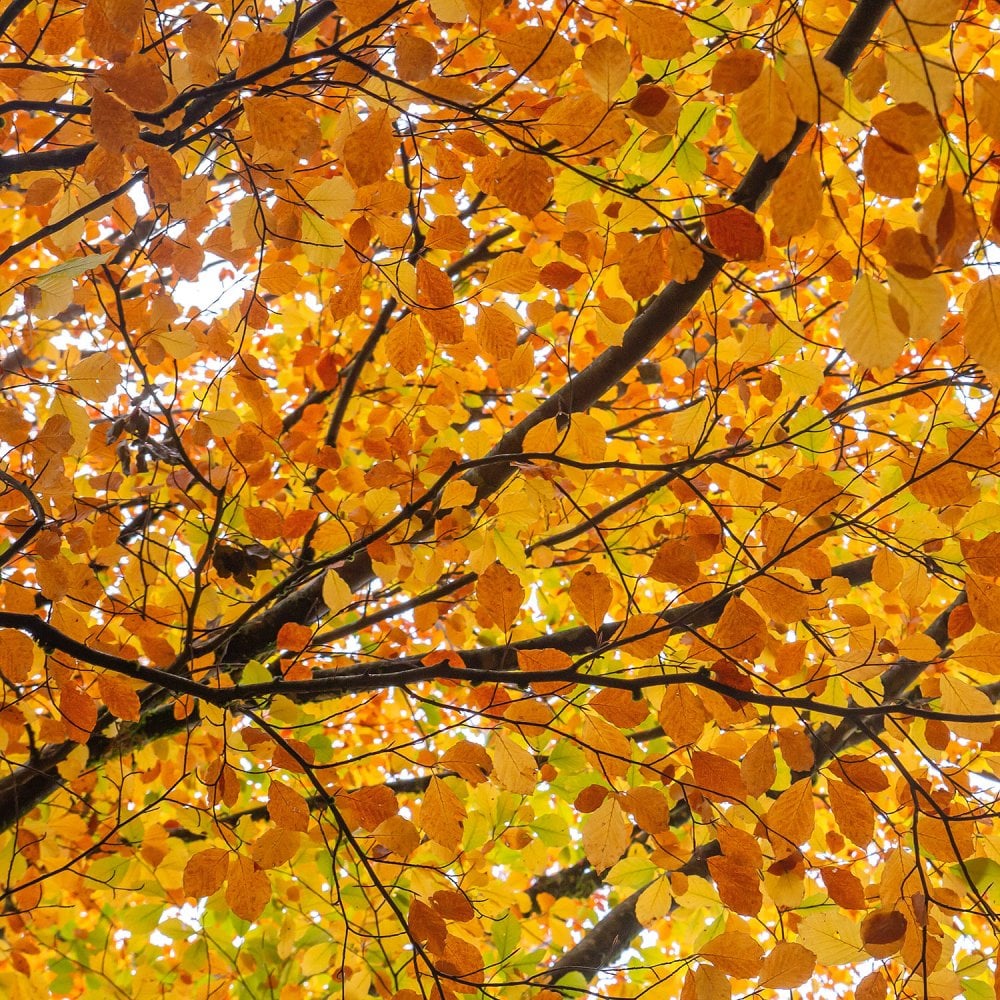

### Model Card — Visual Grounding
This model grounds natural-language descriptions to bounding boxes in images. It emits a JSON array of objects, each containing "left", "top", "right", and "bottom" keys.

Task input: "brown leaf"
[{"left": 860, "top": 908, "right": 907, "bottom": 946}]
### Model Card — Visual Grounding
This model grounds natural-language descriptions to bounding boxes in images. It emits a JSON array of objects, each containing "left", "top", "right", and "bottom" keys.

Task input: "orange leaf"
[
  {"left": 704, "top": 203, "right": 766, "bottom": 261},
  {"left": 277, "top": 622, "right": 313, "bottom": 652},
  {"left": 569, "top": 566, "right": 613, "bottom": 632},
  {"left": 828, "top": 778, "right": 875, "bottom": 847},
  {"left": 97, "top": 673, "right": 141, "bottom": 722},
  {"left": 758, "top": 942, "right": 816, "bottom": 989},
  {"left": 590, "top": 688, "right": 648, "bottom": 729},
  {"left": 737, "top": 65, "right": 797, "bottom": 159},
  {"left": 477, "top": 562, "right": 524, "bottom": 632},
  {"left": 539, "top": 262, "right": 584, "bottom": 289},
  {"left": 421, "top": 777, "right": 465, "bottom": 850},
  {"left": 91, "top": 91, "right": 138, "bottom": 154},
  {"left": 771, "top": 152, "right": 823, "bottom": 242},
  {"left": 394, "top": 33, "right": 437, "bottom": 82},
  {"left": 183, "top": 847, "right": 228, "bottom": 898},
  {"left": 226, "top": 854, "right": 271, "bottom": 922},
  {"left": 84, "top": 0, "right": 144, "bottom": 61},
  {"left": 0, "top": 629, "right": 34, "bottom": 683},
  {"left": 765, "top": 778, "right": 815, "bottom": 854},
  {"left": 268, "top": 781, "right": 310, "bottom": 832},
  {"left": 711, "top": 48, "right": 764, "bottom": 93},
  {"left": 250, "top": 828, "right": 300, "bottom": 869},
  {"left": 59, "top": 683, "right": 97, "bottom": 743}
]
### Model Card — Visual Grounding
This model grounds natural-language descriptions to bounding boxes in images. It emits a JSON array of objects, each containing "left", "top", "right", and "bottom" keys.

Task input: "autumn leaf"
[
  {"left": 477, "top": 562, "right": 524, "bottom": 632},
  {"left": 226, "top": 854, "right": 271, "bottom": 922},
  {"left": 183, "top": 848, "right": 229, "bottom": 899},
  {"left": 8, "top": 0, "right": 1000, "bottom": 995},
  {"left": 581, "top": 795, "right": 630, "bottom": 871}
]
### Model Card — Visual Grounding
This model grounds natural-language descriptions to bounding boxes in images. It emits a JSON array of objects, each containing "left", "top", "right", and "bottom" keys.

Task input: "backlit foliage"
[{"left": 4, "top": 0, "right": 1000, "bottom": 996}]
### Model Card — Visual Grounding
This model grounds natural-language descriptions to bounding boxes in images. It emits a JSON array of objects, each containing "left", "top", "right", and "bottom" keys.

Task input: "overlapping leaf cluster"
[{"left": 3, "top": 0, "right": 1000, "bottom": 996}]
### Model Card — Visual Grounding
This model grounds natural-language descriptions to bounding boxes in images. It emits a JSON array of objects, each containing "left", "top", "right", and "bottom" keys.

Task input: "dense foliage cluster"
[{"left": 3, "top": 0, "right": 1000, "bottom": 996}]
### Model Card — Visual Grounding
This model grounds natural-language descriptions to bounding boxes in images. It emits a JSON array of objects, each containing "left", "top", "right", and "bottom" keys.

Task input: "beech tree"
[{"left": 5, "top": 0, "right": 1000, "bottom": 995}]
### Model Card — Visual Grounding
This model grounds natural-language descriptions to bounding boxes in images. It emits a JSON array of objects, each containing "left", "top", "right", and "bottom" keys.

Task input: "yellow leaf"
[
  {"left": 485, "top": 253, "right": 540, "bottom": 293},
  {"left": 839, "top": 273, "right": 907, "bottom": 370},
  {"left": 582, "top": 37, "right": 631, "bottom": 103},
  {"left": 491, "top": 731, "right": 537, "bottom": 794},
  {"left": 939, "top": 674, "right": 995, "bottom": 742},
  {"left": 635, "top": 876, "right": 673, "bottom": 926},
  {"left": 305, "top": 177, "right": 356, "bottom": 220},
  {"left": 301, "top": 212, "right": 345, "bottom": 269},
  {"left": 322, "top": 568, "right": 353, "bottom": 615},
  {"left": 67, "top": 353, "right": 120, "bottom": 403},
  {"left": 883, "top": 0, "right": 962, "bottom": 46},
  {"left": 581, "top": 795, "right": 630, "bottom": 871},
  {"left": 887, "top": 271, "right": 947, "bottom": 342},
  {"left": 783, "top": 53, "right": 845, "bottom": 124},
  {"left": 737, "top": 65, "right": 797, "bottom": 160},
  {"left": 796, "top": 910, "right": 865, "bottom": 966}
]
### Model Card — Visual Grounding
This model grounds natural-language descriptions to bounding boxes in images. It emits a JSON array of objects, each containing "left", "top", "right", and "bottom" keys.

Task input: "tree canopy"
[{"left": 4, "top": 0, "right": 1000, "bottom": 996}]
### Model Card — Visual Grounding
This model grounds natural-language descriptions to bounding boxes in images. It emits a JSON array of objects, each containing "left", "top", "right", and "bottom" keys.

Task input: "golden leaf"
[{"left": 737, "top": 65, "right": 797, "bottom": 160}]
